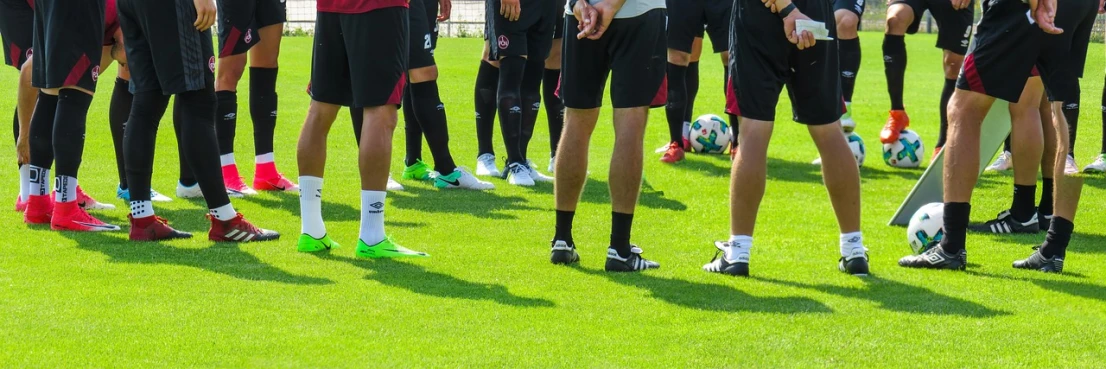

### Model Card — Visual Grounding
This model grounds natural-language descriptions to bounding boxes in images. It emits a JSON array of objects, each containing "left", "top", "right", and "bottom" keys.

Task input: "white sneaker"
[
  {"left": 1083, "top": 154, "right": 1106, "bottom": 173},
  {"left": 475, "top": 153, "right": 501, "bottom": 177},
  {"left": 1064, "top": 155, "right": 1079, "bottom": 175},
  {"left": 811, "top": 157, "right": 823, "bottom": 166},
  {"left": 150, "top": 189, "right": 173, "bottom": 202},
  {"left": 435, "top": 168, "right": 495, "bottom": 190},
  {"left": 548, "top": 157, "right": 555, "bottom": 173},
  {"left": 176, "top": 182, "right": 203, "bottom": 199},
  {"left": 506, "top": 163, "right": 535, "bottom": 186},
  {"left": 526, "top": 159, "right": 554, "bottom": 182},
  {"left": 985, "top": 151, "right": 1013, "bottom": 172},
  {"left": 387, "top": 176, "right": 404, "bottom": 191}
]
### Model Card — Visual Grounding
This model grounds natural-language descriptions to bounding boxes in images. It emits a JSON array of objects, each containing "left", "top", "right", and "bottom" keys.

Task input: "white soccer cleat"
[
  {"left": 506, "top": 163, "right": 535, "bottom": 186},
  {"left": 176, "top": 182, "right": 204, "bottom": 199},
  {"left": 76, "top": 187, "right": 116, "bottom": 211},
  {"left": 526, "top": 160, "right": 554, "bottom": 183},
  {"left": 435, "top": 168, "right": 495, "bottom": 190},
  {"left": 387, "top": 176, "right": 404, "bottom": 191},
  {"left": 985, "top": 151, "right": 1013, "bottom": 172},
  {"left": 475, "top": 153, "right": 501, "bottom": 177},
  {"left": 1064, "top": 155, "right": 1079, "bottom": 175},
  {"left": 150, "top": 189, "right": 173, "bottom": 202},
  {"left": 811, "top": 157, "right": 823, "bottom": 166},
  {"left": 1083, "top": 154, "right": 1106, "bottom": 173}
]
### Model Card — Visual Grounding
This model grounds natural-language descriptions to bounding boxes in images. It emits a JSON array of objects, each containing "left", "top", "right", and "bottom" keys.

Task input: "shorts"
[
  {"left": 1052, "top": 0, "right": 1096, "bottom": 79},
  {"left": 308, "top": 8, "right": 408, "bottom": 108},
  {"left": 118, "top": 0, "right": 216, "bottom": 95},
  {"left": 833, "top": 0, "right": 866, "bottom": 17},
  {"left": 561, "top": 9, "right": 666, "bottom": 109},
  {"left": 889, "top": 0, "right": 973, "bottom": 54},
  {"left": 730, "top": 0, "right": 842, "bottom": 125},
  {"left": 667, "top": 0, "right": 731, "bottom": 53},
  {"left": 408, "top": 0, "right": 435, "bottom": 69},
  {"left": 0, "top": 0, "right": 34, "bottom": 70},
  {"left": 424, "top": 0, "right": 439, "bottom": 49},
  {"left": 216, "top": 0, "right": 287, "bottom": 57},
  {"left": 486, "top": 0, "right": 555, "bottom": 60},
  {"left": 552, "top": 0, "right": 567, "bottom": 39},
  {"left": 31, "top": 0, "right": 106, "bottom": 92}
]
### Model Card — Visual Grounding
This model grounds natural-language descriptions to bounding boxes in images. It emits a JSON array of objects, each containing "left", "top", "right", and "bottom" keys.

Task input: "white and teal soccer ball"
[
  {"left": 882, "top": 129, "right": 925, "bottom": 168},
  {"left": 689, "top": 114, "right": 732, "bottom": 154},
  {"left": 846, "top": 132, "right": 866, "bottom": 166},
  {"left": 907, "top": 202, "right": 945, "bottom": 254}
]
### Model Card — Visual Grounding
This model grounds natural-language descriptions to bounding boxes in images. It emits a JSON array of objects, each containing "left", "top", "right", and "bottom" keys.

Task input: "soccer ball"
[
  {"left": 846, "top": 132, "right": 865, "bottom": 166},
  {"left": 882, "top": 129, "right": 925, "bottom": 168},
  {"left": 907, "top": 202, "right": 945, "bottom": 254},
  {"left": 689, "top": 114, "right": 732, "bottom": 154}
]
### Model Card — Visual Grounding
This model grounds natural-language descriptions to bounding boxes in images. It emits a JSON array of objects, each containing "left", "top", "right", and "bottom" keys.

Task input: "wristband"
[{"left": 778, "top": 3, "right": 796, "bottom": 18}]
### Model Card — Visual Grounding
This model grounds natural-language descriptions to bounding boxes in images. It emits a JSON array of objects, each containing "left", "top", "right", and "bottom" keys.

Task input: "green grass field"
[{"left": 2, "top": 33, "right": 1106, "bottom": 367}]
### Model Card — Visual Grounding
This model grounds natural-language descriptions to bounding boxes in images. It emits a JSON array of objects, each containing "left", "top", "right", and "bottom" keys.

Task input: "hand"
[
  {"left": 1030, "top": 0, "right": 1063, "bottom": 34},
  {"left": 950, "top": 0, "right": 971, "bottom": 10},
  {"left": 573, "top": 0, "right": 599, "bottom": 39},
  {"left": 582, "top": 0, "right": 621, "bottom": 39},
  {"left": 762, "top": 0, "right": 779, "bottom": 12},
  {"left": 1098, "top": 0, "right": 1104, "bottom": 14},
  {"left": 193, "top": 0, "right": 216, "bottom": 31},
  {"left": 15, "top": 135, "right": 29, "bottom": 164},
  {"left": 783, "top": 10, "right": 816, "bottom": 50},
  {"left": 437, "top": 0, "right": 452, "bottom": 21},
  {"left": 500, "top": 0, "right": 521, "bottom": 21}
]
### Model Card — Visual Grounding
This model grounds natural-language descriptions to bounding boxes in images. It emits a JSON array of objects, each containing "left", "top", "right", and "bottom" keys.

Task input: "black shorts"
[
  {"left": 0, "top": 0, "right": 33, "bottom": 70},
  {"left": 31, "top": 0, "right": 106, "bottom": 92},
  {"left": 833, "top": 0, "right": 866, "bottom": 16},
  {"left": 486, "top": 0, "right": 555, "bottom": 60},
  {"left": 552, "top": 0, "right": 567, "bottom": 39},
  {"left": 561, "top": 9, "right": 666, "bottom": 109},
  {"left": 118, "top": 0, "right": 216, "bottom": 95},
  {"left": 216, "top": 0, "right": 287, "bottom": 57},
  {"left": 425, "top": 0, "right": 439, "bottom": 49},
  {"left": 730, "top": 0, "right": 842, "bottom": 125},
  {"left": 667, "top": 0, "right": 731, "bottom": 53},
  {"left": 309, "top": 8, "right": 408, "bottom": 108},
  {"left": 889, "top": 0, "right": 973, "bottom": 54},
  {"left": 409, "top": 0, "right": 435, "bottom": 69}
]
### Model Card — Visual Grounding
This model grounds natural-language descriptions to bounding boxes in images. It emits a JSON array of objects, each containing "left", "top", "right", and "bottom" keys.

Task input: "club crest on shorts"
[
  {"left": 91, "top": 65, "right": 100, "bottom": 81},
  {"left": 497, "top": 35, "right": 509, "bottom": 50},
  {"left": 245, "top": 29, "right": 253, "bottom": 44},
  {"left": 209, "top": 56, "right": 216, "bottom": 72}
]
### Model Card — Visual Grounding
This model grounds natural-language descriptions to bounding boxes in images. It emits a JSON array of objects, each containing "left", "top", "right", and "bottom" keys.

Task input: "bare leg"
[
  {"left": 554, "top": 107, "right": 599, "bottom": 211},
  {"left": 610, "top": 107, "right": 647, "bottom": 214},
  {"left": 729, "top": 118, "right": 773, "bottom": 236},
  {"left": 358, "top": 105, "right": 399, "bottom": 191},
  {"left": 809, "top": 122, "right": 861, "bottom": 233},
  {"left": 296, "top": 101, "right": 341, "bottom": 177}
]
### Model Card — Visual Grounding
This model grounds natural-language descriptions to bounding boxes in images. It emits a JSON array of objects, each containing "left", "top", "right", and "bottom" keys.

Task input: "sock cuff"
[
  {"left": 1051, "top": 216, "right": 1074, "bottom": 233},
  {"left": 882, "top": 34, "right": 906, "bottom": 53},
  {"left": 216, "top": 90, "right": 237, "bottom": 100},
  {"left": 728, "top": 235, "right": 753, "bottom": 248},
  {"left": 57, "top": 88, "right": 93, "bottom": 105},
  {"left": 840, "top": 232, "right": 863, "bottom": 244},
  {"left": 839, "top": 37, "right": 860, "bottom": 50}
]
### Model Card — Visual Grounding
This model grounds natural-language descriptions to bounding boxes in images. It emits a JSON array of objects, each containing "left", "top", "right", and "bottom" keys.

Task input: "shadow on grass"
[
  {"left": 753, "top": 275, "right": 1009, "bottom": 317},
  {"left": 675, "top": 155, "right": 933, "bottom": 183},
  {"left": 580, "top": 178, "right": 687, "bottom": 211},
  {"left": 388, "top": 185, "right": 542, "bottom": 219},
  {"left": 965, "top": 270, "right": 1106, "bottom": 303},
  {"left": 571, "top": 267, "right": 831, "bottom": 314},
  {"left": 237, "top": 191, "right": 362, "bottom": 222},
  {"left": 315, "top": 253, "right": 555, "bottom": 307}
]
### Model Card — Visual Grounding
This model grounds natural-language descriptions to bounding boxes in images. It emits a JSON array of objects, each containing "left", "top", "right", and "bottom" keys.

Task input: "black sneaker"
[
  {"left": 968, "top": 210, "right": 1039, "bottom": 234},
  {"left": 702, "top": 241, "right": 750, "bottom": 277},
  {"left": 838, "top": 247, "right": 870, "bottom": 276},
  {"left": 550, "top": 240, "right": 580, "bottom": 265},
  {"left": 1013, "top": 247, "right": 1064, "bottom": 273},
  {"left": 898, "top": 243, "right": 966, "bottom": 270},
  {"left": 1039, "top": 212, "right": 1053, "bottom": 232},
  {"left": 605, "top": 246, "right": 659, "bottom": 272}
]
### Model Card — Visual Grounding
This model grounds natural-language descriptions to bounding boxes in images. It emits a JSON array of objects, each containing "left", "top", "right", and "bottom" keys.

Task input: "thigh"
[
  {"left": 786, "top": 0, "right": 841, "bottom": 125},
  {"left": 609, "top": 10, "right": 667, "bottom": 109},
  {"left": 308, "top": 12, "right": 353, "bottom": 106},
  {"left": 955, "top": 0, "right": 1039, "bottom": 103},
  {"left": 705, "top": 0, "right": 732, "bottom": 53},
  {"left": 487, "top": 0, "right": 534, "bottom": 59},
  {"left": 732, "top": 0, "right": 788, "bottom": 121},
  {"left": 561, "top": 16, "right": 611, "bottom": 109},
  {"left": 1039, "top": 0, "right": 1097, "bottom": 102},
  {"left": 888, "top": 0, "right": 926, "bottom": 34},
  {"left": 0, "top": 0, "right": 34, "bottom": 70},
  {"left": 216, "top": 0, "right": 260, "bottom": 57},
  {"left": 525, "top": 7, "right": 555, "bottom": 61},
  {"left": 408, "top": 0, "right": 435, "bottom": 69},
  {"left": 833, "top": 0, "right": 865, "bottom": 18},
  {"left": 665, "top": 0, "right": 701, "bottom": 53},
  {"left": 343, "top": 8, "right": 408, "bottom": 108},
  {"left": 32, "top": 0, "right": 106, "bottom": 91},
  {"left": 928, "top": 0, "right": 973, "bottom": 55},
  {"left": 255, "top": 0, "right": 288, "bottom": 28}
]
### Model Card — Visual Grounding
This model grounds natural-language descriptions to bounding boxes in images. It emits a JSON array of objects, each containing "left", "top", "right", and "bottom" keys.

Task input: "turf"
[{"left": 2, "top": 33, "right": 1105, "bottom": 368}]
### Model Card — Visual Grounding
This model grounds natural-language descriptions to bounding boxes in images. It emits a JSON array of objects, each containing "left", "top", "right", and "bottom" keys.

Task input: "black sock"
[
  {"left": 555, "top": 209, "right": 575, "bottom": 243},
  {"left": 179, "top": 81, "right": 232, "bottom": 209},
  {"left": 110, "top": 78, "right": 133, "bottom": 189},
  {"left": 936, "top": 79, "right": 956, "bottom": 148},
  {"left": 125, "top": 91, "right": 170, "bottom": 202},
  {"left": 543, "top": 68, "right": 564, "bottom": 157},
  {"left": 1003, "top": 135, "right": 1011, "bottom": 153},
  {"left": 215, "top": 90, "right": 237, "bottom": 156},
  {"left": 28, "top": 94, "right": 59, "bottom": 169},
  {"left": 728, "top": 113, "right": 740, "bottom": 144},
  {"left": 173, "top": 100, "right": 197, "bottom": 187},
  {"left": 402, "top": 92, "right": 423, "bottom": 166},
  {"left": 685, "top": 62, "right": 700, "bottom": 122},
  {"left": 409, "top": 80, "right": 456, "bottom": 173},
  {"left": 475, "top": 61, "right": 499, "bottom": 156},
  {"left": 519, "top": 59, "right": 544, "bottom": 162},
  {"left": 610, "top": 212, "right": 634, "bottom": 258},
  {"left": 249, "top": 67, "right": 278, "bottom": 157},
  {"left": 497, "top": 56, "right": 526, "bottom": 165},
  {"left": 840, "top": 37, "right": 861, "bottom": 103},
  {"left": 1039, "top": 178, "right": 1054, "bottom": 216},
  {"left": 1039, "top": 216, "right": 1073, "bottom": 258},
  {"left": 1010, "top": 184, "right": 1037, "bottom": 222},
  {"left": 665, "top": 63, "right": 688, "bottom": 144},
  {"left": 53, "top": 89, "right": 94, "bottom": 178},
  {"left": 1062, "top": 96, "right": 1078, "bottom": 156},
  {"left": 939, "top": 202, "right": 971, "bottom": 254},
  {"left": 883, "top": 34, "right": 907, "bottom": 111}
]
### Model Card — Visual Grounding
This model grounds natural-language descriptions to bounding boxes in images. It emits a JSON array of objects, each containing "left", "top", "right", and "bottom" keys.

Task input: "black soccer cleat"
[
  {"left": 898, "top": 243, "right": 966, "bottom": 270},
  {"left": 605, "top": 246, "right": 660, "bottom": 272},
  {"left": 550, "top": 240, "right": 580, "bottom": 265},
  {"left": 1013, "top": 247, "right": 1064, "bottom": 273},
  {"left": 839, "top": 250, "right": 870, "bottom": 276},
  {"left": 703, "top": 241, "right": 749, "bottom": 276},
  {"left": 968, "top": 210, "right": 1039, "bottom": 234}
]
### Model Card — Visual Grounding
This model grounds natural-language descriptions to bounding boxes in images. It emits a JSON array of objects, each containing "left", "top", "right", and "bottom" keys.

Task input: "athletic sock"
[
  {"left": 53, "top": 89, "right": 93, "bottom": 180},
  {"left": 220, "top": 153, "right": 235, "bottom": 167},
  {"left": 173, "top": 102, "right": 198, "bottom": 187},
  {"left": 255, "top": 152, "right": 278, "bottom": 179},
  {"left": 18, "top": 164, "right": 30, "bottom": 201},
  {"left": 125, "top": 90, "right": 171, "bottom": 205},
  {"left": 475, "top": 61, "right": 499, "bottom": 156},
  {"left": 937, "top": 79, "right": 956, "bottom": 148},
  {"left": 177, "top": 81, "right": 232, "bottom": 210},
  {"left": 939, "top": 202, "right": 971, "bottom": 254},
  {"left": 1039, "top": 216, "right": 1073, "bottom": 258},
  {"left": 402, "top": 91, "right": 423, "bottom": 166},
  {"left": 497, "top": 56, "right": 526, "bottom": 165},
  {"left": 55, "top": 175, "right": 77, "bottom": 203},
  {"left": 1039, "top": 178, "right": 1054, "bottom": 216},
  {"left": 409, "top": 80, "right": 457, "bottom": 173},
  {"left": 109, "top": 78, "right": 133, "bottom": 189},
  {"left": 28, "top": 93, "right": 59, "bottom": 170},
  {"left": 209, "top": 203, "right": 237, "bottom": 221},
  {"left": 248, "top": 67, "right": 278, "bottom": 158},
  {"left": 1062, "top": 97, "right": 1078, "bottom": 156},
  {"left": 130, "top": 200, "right": 154, "bottom": 219},
  {"left": 685, "top": 62, "right": 700, "bottom": 122},
  {"left": 726, "top": 235, "right": 752, "bottom": 261},
  {"left": 519, "top": 59, "right": 544, "bottom": 162},
  {"left": 1101, "top": 75, "right": 1106, "bottom": 154},
  {"left": 840, "top": 232, "right": 864, "bottom": 257},
  {"left": 882, "top": 34, "right": 907, "bottom": 111},
  {"left": 359, "top": 190, "right": 387, "bottom": 245},
  {"left": 665, "top": 63, "right": 688, "bottom": 144},
  {"left": 215, "top": 90, "right": 237, "bottom": 157},
  {"left": 29, "top": 166, "right": 49, "bottom": 197},
  {"left": 610, "top": 212, "right": 634, "bottom": 258},
  {"left": 543, "top": 68, "right": 564, "bottom": 157},
  {"left": 555, "top": 209, "right": 575, "bottom": 243},
  {"left": 1010, "top": 184, "right": 1037, "bottom": 222},
  {"left": 840, "top": 37, "right": 861, "bottom": 103},
  {"left": 299, "top": 176, "right": 326, "bottom": 238}
]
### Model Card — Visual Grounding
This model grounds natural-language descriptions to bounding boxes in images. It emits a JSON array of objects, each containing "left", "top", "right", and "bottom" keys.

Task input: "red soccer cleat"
[
  {"left": 222, "top": 164, "right": 258, "bottom": 197},
  {"left": 75, "top": 186, "right": 116, "bottom": 210},
  {"left": 660, "top": 142, "right": 686, "bottom": 163},
  {"left": 129, "top": 215, "right": 192, "bottom": 241},
  {"left": 23, "top": 194, "right": 53, "bottom": 224},
  {"left": 253, "top": 162, "right": 299, "bottom": 192},
  {"left": 208, "top": 213, "right": 280, "bottom": 242},
  {"left": 880, "top": 110, "right": 910, "bottom": 144},
  {"left": 50, "top": 201, "right": 120, "bottom": 232}
]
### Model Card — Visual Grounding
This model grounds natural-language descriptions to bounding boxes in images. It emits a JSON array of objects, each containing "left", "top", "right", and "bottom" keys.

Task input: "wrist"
[{"left": 778, "top": 3, "right": 796, "bottom": 18}]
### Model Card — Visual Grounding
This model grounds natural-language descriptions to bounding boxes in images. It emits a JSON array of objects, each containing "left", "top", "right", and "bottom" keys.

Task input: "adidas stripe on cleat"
[
  {"left": 550, "top": 240, "right": 579, "bottom": 265},
  {"left": 208, "top": 213, "right": 280, "bottom": 242},
  {"left": 605, "top": 246, "right": 659, "bottom": 272},
  {"left": 968, "top": 210, "right": 1039, "bottom": 234},
  {"left": 703, "top": 241, "right": 749, "bottom": 276}
]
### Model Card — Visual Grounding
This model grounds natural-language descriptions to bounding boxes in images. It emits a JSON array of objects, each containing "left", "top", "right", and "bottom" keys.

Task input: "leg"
[
  {"left": 1039, "top": 93, "right": 1056, "bottom": 218},
  {"left": 544, "top": 40, "right": 564, "bottom": 159},
  {"left": 1006, "top": 78, "right": 1044, "bottom": 222},
  {"left": 836, "top": 10, "right": 861, "bottom": 105},
  {"left": 554, "top": 108, "right": 598, "bottom": 212},
  {"left": 214, "top": 53, "right": 246, "bottom": 160},
  {"left": 883, "top": 4, "right": 913, "bottom": 111},
  {"left": 519, "top": 57, "right": 544, "bottom": 163},
  {"left": 809, "top": 122, "right": 861, "bottom": 234},
  {"left": 248, "top": 23, "right": 287, "bottom": 185},
  {"left": 941, "top": 89, "right": 997, "bottom": 252},
  {"left": 408, "top": 65, "right": 458, "bottom": 173},
  {"left": 937, "top": 50, "right": 965, "bottom": 148},
  {"left": 609, "top": 108, "right": 648, "bottom": 257},
  {"left": 297, "top": 100, "right": 340, "bottom": 240},
  {"left": 109, "top": 77, "right": 133, "bottom": 190},
  {"left": 665, "top": 49, "right": 691, "bottom": 146},
  {"left": 729, "top": 119, "right": 773, "bottom": 236},
  {"left": 124, "top": 91, "right": 171, "bottom": 205},
  {"left": 475, "top": 45, "right": 500, "bottom": 158},
  {"left": 358, "top": 105, "right": 399, "bottom": 191},
  {"left": 496, "top": 56, "right": 527, "bottom": 167}
]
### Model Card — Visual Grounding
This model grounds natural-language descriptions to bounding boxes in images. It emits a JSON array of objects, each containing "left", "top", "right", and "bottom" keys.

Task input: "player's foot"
[
  {"left": 605, "top": 246, "right": 660, "bottom": 272},
  {"left": 840, "top": 104, "right": 856, "bottom": 133},
  {"left": 550, "top": 240, "right": 580, "bottom": 265},
  {"left": 839, "top": 247, "right": 870, "bottom": 276},
  {"left": 15, "top": 196, "right": 27, "bottom": 212},
  {"left": 548, "top": 156, "right": 555, "bottom": 173},
  {"left": 507, "top": 162, "right": 535, "bottom": 186},
  {"left": 23, "top": 194, "right": 53, "bottom": 224},
  {"left": 659, "top": 142, "right": 685, "bottom": 163},
  {"left": 1064, "top": 155, "right": 1079, "bottom": 175},
  {"left": 1012, "top": 247, "right": 1064, "bottom": 273},
  {"left": 297, "top": 233, "right": 341, "bottom": 252},
  {"left": 984, "top": 151, "right": 1012, "bottom": 172},
  {"left": 654, "top": 142, "right": 672, "bottom": 153},
  {"left": 1083, "top": 154, "right": 1106, "bottom": 173},
  {"left": 129, "top": 215, "right": 192, "bottom": 241},
  {"left": 117, "top": 187, "right": 172, "bottom": 202},
  {"left": 811, "top": 157, "right": 823, "bottom": 166},
  {"left": 968, "top": 210, "right": 1039, "bottom": 234},
  {"left": 434, "top": 168, "right": 495, "bottom": 190},
  {"left": 879, "top": 110, "right": 910, "bottom": 144},
  {"left": 176, "top": 182, "right": 204, "bottom": 199},
  {"left": 253, "top": 173, "right": 300, "bottom": 192},
  {"left": 355, "top": 237, "right": 429, "bottom": 258},
  {"left": 702, "top": 241, "right": 750, "bottom": 276},
  {"left": 207, "top": 213, "right": 280, "bottom": 242},
  {"left": 386, "top": 176, "right": 404, "bottom": 191},
  {"left": 475, "top": 153, "right": 501, "bottom": 177},
  {"left": 51, "top": 201, "right": 121, "bottom": 232},
  {"left": 898, "top": 243, "right": 966, "bottom": 270},
  {"left": 222, "top": 164, "right": 257, "bottom": 197},
  {"left": 526, "top": 160, "right": 554, "bottom": 183},
  {"left": 402, "top": 159, "right": 433, "bottom": 180},
  {"left": 76, "top": 186, "right": 116, "bottom": 210}
]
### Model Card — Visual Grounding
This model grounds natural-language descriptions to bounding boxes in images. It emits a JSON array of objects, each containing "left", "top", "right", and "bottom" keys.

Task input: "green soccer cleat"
[
  {"left": 402, "top": 160, "right": 433, "bottom": 180},
  {"left": 355, "top": 238, "right": 429, "bottom": 259},
  {"left": 297, "top": 233, "right": 341, "bottom": 252}
]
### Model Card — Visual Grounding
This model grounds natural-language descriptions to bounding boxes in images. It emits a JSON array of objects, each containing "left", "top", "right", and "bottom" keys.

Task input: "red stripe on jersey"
[
  {"left": 317, "top": 0, "right": 408, "bottom": 14},
  {"left": 63, "top": 54, "right": 91, "bottom": 87},
  {"left": 220, "top": 27, "right": 242, "bottom": 57},
  {"left": 961, "top": 54, "right": 986, "bottom": 95},
  {"left": 387, "top": 72, "right": 407, "bottom": 106}
]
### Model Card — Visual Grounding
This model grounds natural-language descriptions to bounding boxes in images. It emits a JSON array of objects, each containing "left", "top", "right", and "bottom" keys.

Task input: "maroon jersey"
[
  {"left": 103, "top": 0, "right": 118, "bottom": 45},
  {"left": 317, "top": 0, "right": 407, "bottom": 13}
]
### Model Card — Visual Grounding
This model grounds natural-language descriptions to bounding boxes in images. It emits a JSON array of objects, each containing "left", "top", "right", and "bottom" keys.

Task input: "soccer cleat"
[
  {"left": 355, "top": 237, "right": 429, "bottom": 258},
  {"left": 253, "top": 173, "right": 300, "bottom": 192},
  {"left": 129, "top": 215, "right": 192, "bottom": 241},
  {"left": 654, "top": 142, "right": 672, "bottom": 153},
  {"left": 475, "top": 153, "right": 501, "bottom": 177},
  {"left": 176, "top": 182, "right": 204, "bottom": 199},
  {"left": 659, "top": 142, "right": 685, "bottom": 163},
  {"left": 1012, "top": 247, "right": 1064, "bottom": 273},
  {"left": 879, "top": 110, "right": 910, "bottom": 144},
  {"left": 838, "top": 247, "right": 870, "bottom": 276},
  {"left": 811, "top": 157, "right": 823, "bottom": 166},
  {"left": 297, "top": 233, "right": 341, "bottom": 252},
  {"left": 702, "top": 241, "right": 750, "bottom": 276},
  {"left": 76, "top": 186, "right": 116, "bottom": 210},
  {"left": 23, "top": 194, "right": 53, "bottom": 224},
  {"left": 434, "top": 168, "right": 495, "bottom": 190},
  {"left": 51, "top": 201, "right": 121, "bottom": 232},
  {"left": 386, "top": 176, "right": 404, "bottom": 191},
  {"left": 968, "top": 210, "right": 1039, "bottom": 234},
  {"left": 507, "top": 163, "right": 535, "bottom": 186},
  {"left": 984, "top": 151, "right": 1013, "bottom": 172},
  {"left": 548, "top": 157, "right": 555, "bottom": 173},
  {"left": 550, "top": 240, "right": 579, "bottom": 265},
  {"left": 401, "top": 159, "right": 433, "bottom": 180},
  {"left": 606, "top": 246, "right": 660, "bottom": 272},
  {"left": 15, "top": 196, "right": 28, "bottom": 212},
  {"left": 526, "top": 160, "right": 554, "bottom": 183},
  {"left": 207, "top": 213, "right": 280, "bottom": 242},
  {"left": 222, "top": 164, "right": 258, "bottom": 197},
  {"left": 1064, "top": 155, "right": 1079, "bottom": 175},
  {"left": 117, "top": 187, "right": 173, "bottom": 202},
  {"left": 898, "top": 243, "right": 966, "bottom": 270},
  {"left": 1083, "top": 154, "right": 1106, "bottom": 173}
]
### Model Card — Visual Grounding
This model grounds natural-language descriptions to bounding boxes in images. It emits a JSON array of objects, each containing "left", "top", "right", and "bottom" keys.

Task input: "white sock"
[
  {"left": 359, "top": 190, "right": 387, "bottom": 245},
  {"left": 299, "top": 176, "right": 326, "bottom": 238},
  {"left": 681, "top": 122, "right": 691, "bottom": 139},
  {"left": 840, "top": 232, "right": 865, "bottom": 258},
  {"left": 28, "top": 166, "right": 50, "bottom": 197},
  {"left": 55, "top": 175, "right": 78, "bottom": 203},
  {"left": 256, "top": 152, "right": 275, "bottom": 164},
  {"left": 220, "top": 153, "right": 236, "bottom": 167},
  {"left": 209, "top": 203, "right": 237, "bottom": 221},
  {"left": 18, "top": 164, "right": 30, "bottom": 201},
  {"left": 727, "top": 235, "right": 753, "bottom": 261},
  {"left": 130, "top": 200, "right": 155, "bottom": 219}
]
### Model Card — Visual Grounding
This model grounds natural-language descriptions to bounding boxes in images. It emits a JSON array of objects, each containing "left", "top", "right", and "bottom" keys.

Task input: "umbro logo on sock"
[
  {"left": 369, "top": 202, "right": 384, "bottom": 209},
  {"left": 223, "top": 113, "right": 236, "bottom": 120}
]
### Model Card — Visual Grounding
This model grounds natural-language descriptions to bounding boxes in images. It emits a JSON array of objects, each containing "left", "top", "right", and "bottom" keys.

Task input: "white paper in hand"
[{"left": 795, "top": 19, "right": 834, "bottom": 41}]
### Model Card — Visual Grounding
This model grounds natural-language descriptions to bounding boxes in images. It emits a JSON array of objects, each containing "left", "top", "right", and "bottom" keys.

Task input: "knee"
[
  {"left": 943, "top": 53, "right": 964, "bottom": 79},
  {"left": 836, "top": 12, "right": 859, "bottom": 38},
  {"left": 409, "top": 66, "right": 438, "bottom": 83},
  {"left": 884, "top": 7, "right": 912, "bottom": 34},
  {"left": 215, "top": 57, "right": 247, "bottom": 90},
  {"left": 667, "top": 49, "right": 691, "bottom": 66}
]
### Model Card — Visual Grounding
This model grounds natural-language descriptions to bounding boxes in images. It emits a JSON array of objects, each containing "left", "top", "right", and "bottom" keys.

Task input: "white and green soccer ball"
[
  {"left": 907, "top": 202, "right": 945, "bottom": 254},
  {"left": 689, "top": 114, "right": 732, "bottom": 154},
  {"left": 882, "top": 129, "right": 924, "bottom": 168},
  {"left": 847, "top": 132, "right": 865, "bottom": 166}
]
